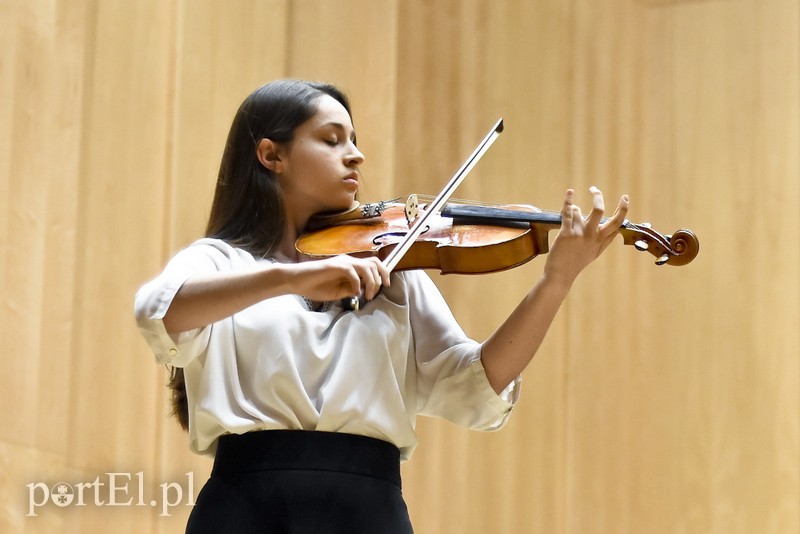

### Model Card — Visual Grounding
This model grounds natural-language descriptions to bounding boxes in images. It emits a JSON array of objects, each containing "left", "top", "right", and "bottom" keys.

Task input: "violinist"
[{"left": 134, "top": 79, "right": 629, "bottom": 533}]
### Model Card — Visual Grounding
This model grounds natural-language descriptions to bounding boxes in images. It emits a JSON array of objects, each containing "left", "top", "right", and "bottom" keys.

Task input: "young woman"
[{"left": 134, "top": 79, "right": 628, "bottom": 533}]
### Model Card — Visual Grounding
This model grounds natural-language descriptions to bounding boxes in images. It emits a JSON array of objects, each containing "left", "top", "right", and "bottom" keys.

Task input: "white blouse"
[{"left": 134, "top": 238, "right": 519, "bottom": 460}]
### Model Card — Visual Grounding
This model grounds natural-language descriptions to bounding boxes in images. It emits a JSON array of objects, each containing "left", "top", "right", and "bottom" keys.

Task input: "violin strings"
[
  {"left": 415, "top": 194, "right": 554, "bottom": 211},
  {"left": 415, "top": 194, "right": 565, "bottom": 218},
  {"left": 413, "top": 193, "right": 640, "bottom": 230}
]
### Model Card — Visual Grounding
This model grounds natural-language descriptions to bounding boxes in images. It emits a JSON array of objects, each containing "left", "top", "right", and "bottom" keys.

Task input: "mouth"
[{"left": 343, "top": 172, "right": 359, "bottom": 188}]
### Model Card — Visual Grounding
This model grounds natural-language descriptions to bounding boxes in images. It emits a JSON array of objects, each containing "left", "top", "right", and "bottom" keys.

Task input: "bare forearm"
[
  {"left": 163, "top": 264, "right": 290, "bottom": 334},
  {"left": 480, "top": 273, "right": 573, "bottom": 393},
  {"left": 162, "top": 255, "right": 390, "bottom": 334}
]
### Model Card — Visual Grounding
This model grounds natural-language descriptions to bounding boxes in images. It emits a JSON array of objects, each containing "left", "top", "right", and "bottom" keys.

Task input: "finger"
[
  {"left": 372, "top": 257, "right": 391, "bottom": 288},
  {"left": 571, "top": 205, "right": 584, "bottom": 230},
  {"left": 561, "top": 189, "right": 575, "bottom": 230},
  {"left": 367, "top": 261, "right": 383, "bottom": 300},
  {"left": 360, "top": 257, "right": 388, "bottom": 300},
  {"left": 599, "top": 194, "right": 630, "bottom": 237},
  {"left": 331, "top": 256, "right": 362, "bottom": 297},
  {"left": 585, "top": 186, "right": 605, "bottom": 231},
  {"left": 343, "top": 265, "right": 362, "bottom": 297},
  {"left": 362, "top": 270, "right": 376, "bottom": 300}
]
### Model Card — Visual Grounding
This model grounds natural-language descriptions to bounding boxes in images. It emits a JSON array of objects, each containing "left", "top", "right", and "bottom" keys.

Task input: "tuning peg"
[
  {"left": 634, "top": 240, "right": 649, "bottom": 251},
  {"left": 655, "top": 253, "right": 670, "bottom": 265}
]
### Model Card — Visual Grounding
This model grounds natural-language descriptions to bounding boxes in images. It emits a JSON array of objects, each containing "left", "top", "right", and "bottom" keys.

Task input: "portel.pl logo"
[{"left": 26, "top": 472, "right": 195, "bottom": 517}]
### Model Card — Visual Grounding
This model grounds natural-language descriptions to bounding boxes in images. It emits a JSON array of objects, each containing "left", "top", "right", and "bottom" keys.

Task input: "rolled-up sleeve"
[
  {"left": 133, "top": 239, "right": 238, "bottom": 366},
  {"left": 405, "top": 271, "right": 521, "bottom": 431}
]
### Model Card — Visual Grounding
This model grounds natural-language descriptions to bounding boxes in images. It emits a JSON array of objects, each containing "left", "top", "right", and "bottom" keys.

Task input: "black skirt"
[{"left": 186, "top": 430, "right": 414, "bottom": 534}]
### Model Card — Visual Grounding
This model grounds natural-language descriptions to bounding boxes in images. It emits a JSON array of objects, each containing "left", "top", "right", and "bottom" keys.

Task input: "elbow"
[{"left": 481, "top": 358, "right": 513, "bottom": 395}]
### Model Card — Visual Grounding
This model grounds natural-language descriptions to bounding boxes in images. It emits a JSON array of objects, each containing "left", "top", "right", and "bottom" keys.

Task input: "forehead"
[{"left": 305, "top": 94, "right": 354, "bottom": 129}]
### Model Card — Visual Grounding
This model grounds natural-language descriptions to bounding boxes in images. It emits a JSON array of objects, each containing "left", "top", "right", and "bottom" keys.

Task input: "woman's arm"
[
  {"left": 480, "top": 187, "right": 629, "bottom": 393},
  {"left": 163, "top": 255, "right": 389, "bottom": 333}
]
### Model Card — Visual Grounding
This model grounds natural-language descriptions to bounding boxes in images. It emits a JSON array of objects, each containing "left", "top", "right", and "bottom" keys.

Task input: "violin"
[{"left": 296, "top": 195, "right": 700, "bottom": 274}]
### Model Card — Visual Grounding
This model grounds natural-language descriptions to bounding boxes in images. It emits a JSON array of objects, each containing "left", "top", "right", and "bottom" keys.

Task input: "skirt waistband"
[{"left": 212, "top": 430, "right": 402, "bottom": 488}]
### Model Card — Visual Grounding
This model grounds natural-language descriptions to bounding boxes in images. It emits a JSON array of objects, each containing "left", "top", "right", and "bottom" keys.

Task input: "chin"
[
  {"left": 318, "top": 198, "right": 356, "bottom": 216},
  {"left": 336, "top": 193, "right": 358, "bottom": 210}
]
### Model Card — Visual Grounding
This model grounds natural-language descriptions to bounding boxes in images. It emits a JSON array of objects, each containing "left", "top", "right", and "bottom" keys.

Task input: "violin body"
[
  {"left": 297, "top": 201, "right": 546, "bottom": 274},
  {"left": 296, "top": 197, "right": 700, "bottom": 273}
]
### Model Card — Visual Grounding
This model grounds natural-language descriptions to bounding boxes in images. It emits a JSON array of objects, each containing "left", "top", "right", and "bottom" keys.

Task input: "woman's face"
[{"left": 276, "top": 94, "right": 365, "bottom": 220}]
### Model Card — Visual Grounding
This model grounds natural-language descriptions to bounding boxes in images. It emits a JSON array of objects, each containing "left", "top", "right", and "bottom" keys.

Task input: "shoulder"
[
  {"left": 180, "top": 238, "right": 255, "bottom": 261},
  {"left": 164, "top": 238, "right": 259, "bottom": 274},
  {"left": 184, "top": 237, "right": 253, "bottom": 258}
]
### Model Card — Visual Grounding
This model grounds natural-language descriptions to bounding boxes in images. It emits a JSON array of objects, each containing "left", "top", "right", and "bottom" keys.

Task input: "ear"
[{"left": 256, "top": 138, "right": 284, "bottom": 173}]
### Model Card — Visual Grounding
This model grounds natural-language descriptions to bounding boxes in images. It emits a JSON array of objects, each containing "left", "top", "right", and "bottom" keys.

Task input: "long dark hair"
[{"left": 169, "top": 80, "right": 354, "bottom": 431}]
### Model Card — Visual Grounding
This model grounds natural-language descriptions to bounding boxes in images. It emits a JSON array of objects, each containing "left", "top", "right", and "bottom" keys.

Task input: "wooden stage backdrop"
[{"left": 1, "top": 0, "right": 797, "bottom": 532}]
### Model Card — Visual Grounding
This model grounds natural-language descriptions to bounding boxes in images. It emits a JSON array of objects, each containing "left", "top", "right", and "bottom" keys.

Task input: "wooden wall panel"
[
  {"left": 0, "top": 0, "right": 89, "bottom": 528},
  {"left": 168, "top": 0, "right": 290, "bottom": 251},
  {"left": 566, "top": 1, "right": 799, "bottom": 533},
  {"left": 149, "top": 2, "right": 292, "bottom": 532},
  {"left": 393, "top": 3, "right": 576, "bottom": 533},
  {"left": 1, "top": 0, "right": 797, "bottom": 532},
  {"left": 0, "top": 0, "right": 179, "bottom": 532},
  {"left": 286, "top": 0, "right": 401, "bottom": 201}
]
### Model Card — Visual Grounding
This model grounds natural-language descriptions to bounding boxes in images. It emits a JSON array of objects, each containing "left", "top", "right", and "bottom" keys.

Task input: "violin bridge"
[{"left": 404, "top": 194, "right": 420, "bottom": 226}]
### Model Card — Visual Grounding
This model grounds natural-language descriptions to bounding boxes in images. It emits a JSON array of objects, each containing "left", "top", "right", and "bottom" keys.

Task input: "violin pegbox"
[{"left": 621, "top": 222, "right": 699, "bottom": 267}]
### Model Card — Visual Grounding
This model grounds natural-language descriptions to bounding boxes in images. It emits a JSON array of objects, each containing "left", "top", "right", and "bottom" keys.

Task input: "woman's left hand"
[{"left": 543, "top": 186, "right": 630, "bottom": 287}]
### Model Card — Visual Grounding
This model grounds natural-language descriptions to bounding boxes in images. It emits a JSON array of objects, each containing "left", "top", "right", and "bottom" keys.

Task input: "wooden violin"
[{"left": 296, "top": 195, "right": 700, "bottom": 274}]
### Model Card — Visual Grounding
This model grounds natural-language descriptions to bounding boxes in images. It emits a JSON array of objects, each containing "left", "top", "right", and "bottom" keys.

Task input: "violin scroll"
[{"left": 620, "top": 223, "right": 699, "bottom": 266}]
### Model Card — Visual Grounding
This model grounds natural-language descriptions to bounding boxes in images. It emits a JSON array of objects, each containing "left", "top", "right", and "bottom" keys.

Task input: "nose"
[{"left": 346, "top": 143, "right": 365, "bottom": 167}]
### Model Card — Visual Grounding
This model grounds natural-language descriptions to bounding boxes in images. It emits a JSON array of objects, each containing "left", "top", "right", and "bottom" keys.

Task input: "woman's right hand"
[{"left": 288, "top": 255, "right": 391, "bottom": 303}]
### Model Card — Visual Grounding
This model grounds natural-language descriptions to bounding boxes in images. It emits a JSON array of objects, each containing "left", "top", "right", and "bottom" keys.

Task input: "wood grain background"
[{"left": 2, "top": 1, "right": 797, "bottom": 532}]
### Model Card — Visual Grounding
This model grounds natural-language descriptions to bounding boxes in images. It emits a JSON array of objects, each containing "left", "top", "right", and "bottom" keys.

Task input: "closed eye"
[{"left": 320, "top": 121, "right": 356, "bottom": 146}]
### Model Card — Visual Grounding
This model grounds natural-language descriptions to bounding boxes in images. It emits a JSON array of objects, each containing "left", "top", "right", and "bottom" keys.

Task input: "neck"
[{"left": 270, "top": 206, "right": 311, "bottom": 263}]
